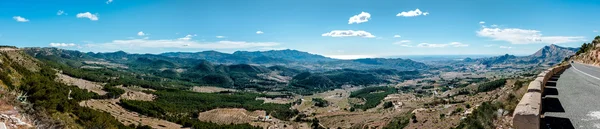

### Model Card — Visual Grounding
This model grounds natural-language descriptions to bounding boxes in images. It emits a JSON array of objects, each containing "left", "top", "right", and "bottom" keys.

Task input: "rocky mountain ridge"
[{"left": 468, "top": 44, "right": 579, "bottom": 66}]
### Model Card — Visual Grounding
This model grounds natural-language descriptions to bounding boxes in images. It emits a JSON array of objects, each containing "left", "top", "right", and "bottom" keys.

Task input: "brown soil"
[
  {"left": 256, "top": 97, "right": 296, "bottom": 104},
  {"left": 191, "top": 86, "right": 236, "bottom": 93},
  {"left": 197, "top": 108, "right": 300, "bottom": 129},
  {"left": 56, "top": 73, "right": 107, "bottom": 95},
  {"left": 117, "top": 86, "right": 155, "bottom": 101},
  {"left": 257, "top": 71, "right": 292, "bottom": 83},
  {"left": 79, "top": 99, "right": 182, "bottom": 129}
]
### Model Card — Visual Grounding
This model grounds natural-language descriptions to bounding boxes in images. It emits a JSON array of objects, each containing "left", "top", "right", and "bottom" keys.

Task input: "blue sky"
[{"left": 1, "top": 0, "right": 599, "bottom": 59}]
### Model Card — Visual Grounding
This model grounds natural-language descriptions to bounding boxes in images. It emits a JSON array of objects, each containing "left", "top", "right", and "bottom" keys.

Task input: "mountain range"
[
  {"left": 161, "top": 49, "right": 427, "bottom": 71},
  {"left": 466, "top": 44, "right": 579, "bottom": 66}
]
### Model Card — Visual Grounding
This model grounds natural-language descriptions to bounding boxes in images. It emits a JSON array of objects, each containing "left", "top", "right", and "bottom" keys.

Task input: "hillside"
[
  {"left": 24, "top": 47, "right": 425, "bottom": 94},
  {"left": 160, "top": 49, "right": 332, "bottom": 64},
  {"left": 0, "top": 46, "right": 139, "bottom": 128},
  {"left": 232, "top": 49, "right": 336, "bottom": 62},
  {"left": 571, "top": 36, "right": 600, "bottom": 66},
  {"left": 350, "top": 58, "right": 428, "bottom": 70}
]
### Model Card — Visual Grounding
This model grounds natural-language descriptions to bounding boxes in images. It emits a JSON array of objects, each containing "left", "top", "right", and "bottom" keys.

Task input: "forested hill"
[
  {"left": 23, "top": 47, "right": 422, "bottom": 94},
  {"left": 161, "top": 49, "right": 335, "bottom": 64},
  {"left": 232, "top": 49, "right": 336, "bottom": 62},
  {"left": 0, "top": 47, "right": 144, "bottom": 128}
]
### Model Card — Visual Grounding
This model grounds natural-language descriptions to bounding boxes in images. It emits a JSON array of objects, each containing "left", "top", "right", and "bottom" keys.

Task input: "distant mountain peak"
[
  {"left": 530, "top": 44, "right": 578, "bottom": 58},
  {"left": 472, "top": 44, "right": 578, "bottom": 66}
]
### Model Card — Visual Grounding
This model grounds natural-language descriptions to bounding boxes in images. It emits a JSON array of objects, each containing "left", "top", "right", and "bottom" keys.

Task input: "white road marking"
[
  {"left": 572, "top": 63, "right": 600, "bottom": 81},
  {"left": 583, "top": 111, "right": 600, "bottom": 121},
  {"left": 589, "top": 111, "right": 600, "bottom": 120}
]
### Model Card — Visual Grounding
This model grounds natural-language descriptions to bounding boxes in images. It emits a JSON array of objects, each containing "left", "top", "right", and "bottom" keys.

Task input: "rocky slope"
[
  {"left": 571, "top": 36, "right": 600, "bottom": 66},
  {"left": 0, "top": 47, "right": 42, "bottom": 128},
  {"left": 0, "top": 46, "right": 139, "bottom": 129}
]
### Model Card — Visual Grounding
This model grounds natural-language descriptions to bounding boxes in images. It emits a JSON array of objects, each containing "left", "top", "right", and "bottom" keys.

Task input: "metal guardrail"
[{"left": 512, "top": 64, "right": 570, "bottom": 129}]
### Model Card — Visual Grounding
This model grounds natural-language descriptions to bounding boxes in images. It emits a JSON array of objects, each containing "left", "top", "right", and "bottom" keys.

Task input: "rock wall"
[{"left": 512, "top": 64, "right": 570, "bottom": 129}]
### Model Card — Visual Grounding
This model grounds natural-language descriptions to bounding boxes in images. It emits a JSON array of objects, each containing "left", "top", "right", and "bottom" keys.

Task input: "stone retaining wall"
[{"left": 512, "top": 64, "right": 570, "bottom": 129}]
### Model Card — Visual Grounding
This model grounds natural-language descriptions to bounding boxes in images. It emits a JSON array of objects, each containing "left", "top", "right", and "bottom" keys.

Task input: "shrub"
[{"left": 383, "top": 101, "right": 394, "bottom": 109}]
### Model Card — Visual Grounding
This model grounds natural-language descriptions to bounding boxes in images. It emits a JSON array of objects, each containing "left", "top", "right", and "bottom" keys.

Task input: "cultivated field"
[{"left": 56, "top": 73, "right": 107, "bottom": 95}]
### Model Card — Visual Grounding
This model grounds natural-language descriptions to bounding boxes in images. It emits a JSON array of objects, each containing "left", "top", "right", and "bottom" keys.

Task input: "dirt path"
[{"left": 79, "top": 99, "right": 182, "bottom": 129}]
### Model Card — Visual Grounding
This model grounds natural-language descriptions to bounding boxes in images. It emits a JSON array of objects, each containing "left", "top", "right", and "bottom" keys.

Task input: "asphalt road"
[{"left": 543, "top": 62, "right": 600, "bottom": 129}]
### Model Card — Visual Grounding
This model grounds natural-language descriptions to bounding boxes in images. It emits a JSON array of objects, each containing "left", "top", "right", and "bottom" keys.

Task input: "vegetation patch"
[
  {"left": 349, "top": 86, "right": 398, "bottom": 110},
  {"left": 312, "top": 98, "right": 329, "bottom": 107},
  {"left": 477, "top": 79, "right": 507, "bottom": 92},
  {"left": 453, "top": 102, "right": 501, "bottom": 129},
  {"left": 119, "top": 90, "right": 298, "bottom": 128},
  {"left": 384, "top": 113, "right": 413, "bottom": 129}
]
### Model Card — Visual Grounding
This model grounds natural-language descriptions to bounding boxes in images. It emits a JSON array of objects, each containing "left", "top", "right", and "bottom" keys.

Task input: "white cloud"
[
  {"left": 256, "top": 31, "right": 264, "bottom": 34},
  {"left": 499, "top": 46, "right": 512, "bottom": 49},
  {"left": 137, "top": 31, "right": 145, "bottom": 36},
  {"left": 216, "top": 36, "right": 226, "bottom": 38},
  {"left": 322, "top": 30, "right": 375, "bottom": 38},
  {"left": 50, "top": 43, "right": 76, "bottom": 47},
  {"left": 57, "top": 10, "right": 66, "bottom": 15},
  {"left": 477, "top": 25, "right": 585, "bottom": 44},
  {"left": 594, "top": 30, "right": 598, "bottom": 33},
  {"left": 86, "top": 36, "right": 280, "bottom": 51},
  {"left": 260, "top": 47, "right": 287, "bottom": 50},
  {"left": 479, "top": 21, "right": 485, "bottom": 24},
  {"left": 393, "top": 40, "right": 412, "bottom": 47},
  {"left": 106, "top": 0, "right": 113, "bottom": 4},
  {"left": 348, "top": 12, "right": 371, "bottom": 24},
  {"left": 13, "top": 16, "right": 29, "bottom": 22},
  {"left": 393, "top": 35, "right": 401, "bottom": 38},
  {"left": 76, "top": 12, "right": 99, "bottom": 21},
  {"left": 416, "top": 42, "right": 468, "bottom": 48},
  {"left": 179, "top": 34, "right": 195, "bottom": 41},
  {"left": 491, "top": 24, "right": 498, "bottom": 27},
  {"left": 484, "top": 44, "right": 496, "bottom": 47},
  {"left": 396, "top": 9, "right": 429, "bottom": 17}
]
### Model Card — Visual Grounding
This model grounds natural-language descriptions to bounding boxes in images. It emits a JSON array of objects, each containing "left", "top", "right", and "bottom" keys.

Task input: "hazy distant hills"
[
  {"left": 160, "top": 49, "right": 334, "bottom": 64},
  {"left": 161, "top": 49, "right": 428, "bottom": 71},
  {"left": 467, "top": 44, "right": 578, "bottom": 66},
  {"left": 25, "top": 44, "right": 574, "bottom": 71},
  {"left": 232, "top": 49, "right": 337, "bottom": 62}
]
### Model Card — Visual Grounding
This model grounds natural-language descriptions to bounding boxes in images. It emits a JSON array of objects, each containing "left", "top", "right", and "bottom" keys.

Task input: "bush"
[
  {"left": 102, "top": 85, "right": 126, "bottom": 99},
  {"left": 453, "top": 102, "right": 501, "bottom": 129},
  {"left": 383, "top": 101, "right": 394, "bottom": 109},
  {"left": 384, "top": 113, "right": 413, "bottom": 129},
  {"left": 312, "top": 98, "right": 329, "bottom": 107}
]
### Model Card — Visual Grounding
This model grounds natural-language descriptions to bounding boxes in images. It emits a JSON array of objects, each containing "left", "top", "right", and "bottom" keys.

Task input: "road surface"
[{"left": 543, "top": 62, "right": 600, "bottom": 129}]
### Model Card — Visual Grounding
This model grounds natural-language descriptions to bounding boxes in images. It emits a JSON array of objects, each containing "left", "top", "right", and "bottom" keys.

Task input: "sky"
[{"left": 1, "top": 0, "right": 599, "bottom": 59}]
